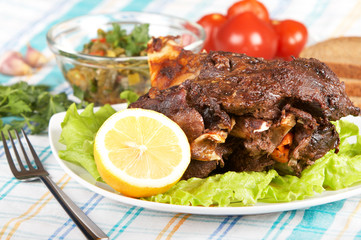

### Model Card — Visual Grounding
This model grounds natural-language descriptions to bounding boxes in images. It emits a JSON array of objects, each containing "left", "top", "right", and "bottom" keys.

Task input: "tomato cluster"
[{"left": 197, "top": 0, "right": 308, "bottom": 60}]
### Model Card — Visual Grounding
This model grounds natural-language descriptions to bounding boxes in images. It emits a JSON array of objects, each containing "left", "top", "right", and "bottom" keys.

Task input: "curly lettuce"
[
  {"left": 147, "top": 119, "right": 361, "bottom": 206},
  {"left": 58, "top": 103, "right": 116, "bottom": 181},
  {"left": 58, "top": 104, "right": 361, "bottom": 206}
]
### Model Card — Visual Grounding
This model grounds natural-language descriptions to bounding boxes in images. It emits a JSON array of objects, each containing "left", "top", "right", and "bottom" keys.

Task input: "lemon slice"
[{"left": 94, "top": 108, "right": 191, "bottom": 197}]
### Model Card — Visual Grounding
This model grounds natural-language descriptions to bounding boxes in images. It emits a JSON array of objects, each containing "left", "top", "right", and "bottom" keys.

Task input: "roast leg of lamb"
[{"left": 129, "top": 37, "right": 360, "bottom": 179}]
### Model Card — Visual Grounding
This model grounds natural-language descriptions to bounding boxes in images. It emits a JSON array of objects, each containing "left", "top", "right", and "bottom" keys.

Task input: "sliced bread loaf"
[{"left": 300, "top": 37, "right": 361, "bottom": 108}]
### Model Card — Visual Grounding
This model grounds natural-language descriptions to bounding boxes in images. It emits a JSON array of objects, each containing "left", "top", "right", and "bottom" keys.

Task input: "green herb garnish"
[
  {"left": 120, "top": 90, "right": 139, "bottom": 105},
  {"left": 0, "top": 81, "right": 86, "bottom": 134},
  {"left": 104, "top": 23, "right": 150, "bottom": 56},
  {"left": 124, "top": 24, "right": 150, "bottom": 56},
  {"left": 105, "top": 23, "right": 127, "bottom": 49}
]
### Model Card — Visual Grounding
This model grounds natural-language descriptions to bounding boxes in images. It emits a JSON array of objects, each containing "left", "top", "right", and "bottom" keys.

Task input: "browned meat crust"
[{"left": 130, "top": 37, "right": 360, "bottom": 179}]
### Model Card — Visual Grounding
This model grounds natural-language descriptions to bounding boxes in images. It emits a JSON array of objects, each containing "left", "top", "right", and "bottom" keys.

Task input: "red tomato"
[
  {"left": 91, "top": 38, "right": 106, "bottom": 43},
  {"left": 227, "top": 0, "right": 270, "bottom": 22},
  {"left": 272, "top": 19, "right": 308, "bottom": 60},
  {"left": 214, "top": 12, "right": 278, "bottom": 59},
  {"left": 197, "top": 13, "right": 227, "bottom": 51},
  {"left": 89, "top": 50, "right": 105, "bottom": 56}
]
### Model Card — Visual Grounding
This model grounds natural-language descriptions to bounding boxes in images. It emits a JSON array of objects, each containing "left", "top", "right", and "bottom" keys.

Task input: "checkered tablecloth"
[{"left": 2, "top": 0, "right": 361, "bottom": 239}]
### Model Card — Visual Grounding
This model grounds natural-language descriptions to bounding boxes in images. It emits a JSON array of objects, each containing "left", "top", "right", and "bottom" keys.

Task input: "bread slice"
[
  {"left": 340, "top": 77, "right": 361, "bottom": 96},
  {"left": 349, "top": 96, "right": 361, "bottom": 109},
  {"left": 300, "top": 37, "right": 361, "bottom": 108},
  {"left": 300, "top": 37, "right": 361, "bottom": 76}
]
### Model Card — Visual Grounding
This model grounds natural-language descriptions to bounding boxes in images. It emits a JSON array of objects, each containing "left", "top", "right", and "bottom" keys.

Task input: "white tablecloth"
[{"left": 1, "top": 0, "right": 361, "bottom": 239}]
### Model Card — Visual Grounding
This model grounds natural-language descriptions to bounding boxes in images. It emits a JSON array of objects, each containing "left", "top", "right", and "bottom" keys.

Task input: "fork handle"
[{"left": 40, "top": 175, "right": 108, "bottom": 240}]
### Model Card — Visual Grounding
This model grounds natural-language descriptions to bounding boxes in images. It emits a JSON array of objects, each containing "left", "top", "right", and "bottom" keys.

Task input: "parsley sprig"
[
  {"left": 0, "top": 82, "right": 86, "bottom": 134},
  {"left": 105, "top": 23, "right": 150, "bottom": 56}
]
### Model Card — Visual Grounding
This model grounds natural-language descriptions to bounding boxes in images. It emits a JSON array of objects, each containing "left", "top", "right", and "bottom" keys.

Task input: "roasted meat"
[{"left": 129, "top": 37, "right": 360, "bottom": 179}]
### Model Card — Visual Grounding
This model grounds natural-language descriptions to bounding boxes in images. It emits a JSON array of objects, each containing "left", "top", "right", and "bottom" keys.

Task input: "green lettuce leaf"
[
  {"left": 145, "top": 119, "right": 361, "bottom": 206},
  {"left": 59, "top": 103, "right": 116, "bottom": 181},
  {"left": 145, "top": 170, "right": 278, "bottom": 207},
  {"left": 59, "top": 106, "right": 361, "bottom": 207}
]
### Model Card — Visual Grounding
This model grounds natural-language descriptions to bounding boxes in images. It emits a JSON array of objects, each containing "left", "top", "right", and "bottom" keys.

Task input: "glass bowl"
[{"left": 46, "top": 12, "right": 205, "bottom": 105}]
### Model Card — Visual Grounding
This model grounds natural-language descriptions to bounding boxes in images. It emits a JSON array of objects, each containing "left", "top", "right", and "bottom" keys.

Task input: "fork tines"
[
  {"left": 1, "top": 129, "right": 48, "bottom": 179},
  {"left": 1, "top": 130, "right": 108, "bottom": 239}
]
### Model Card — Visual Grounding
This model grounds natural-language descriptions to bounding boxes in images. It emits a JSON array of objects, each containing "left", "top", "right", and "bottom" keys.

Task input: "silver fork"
[{"left": 1, "top": 129, "right": 108, "bottom": 240}]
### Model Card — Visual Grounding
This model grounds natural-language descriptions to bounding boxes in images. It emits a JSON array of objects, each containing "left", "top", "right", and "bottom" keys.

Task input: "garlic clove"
[
  {"left": 0, "top": 51, "right": 32, "bottom": 76},
  {"left": 24, "top": 44, "right": 47, "bottom": 68}
]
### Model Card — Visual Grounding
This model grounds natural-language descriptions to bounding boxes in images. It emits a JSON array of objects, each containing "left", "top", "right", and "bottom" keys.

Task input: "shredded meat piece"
[{"left": 129, "top": 36, "right": 360, "bottom": 179}]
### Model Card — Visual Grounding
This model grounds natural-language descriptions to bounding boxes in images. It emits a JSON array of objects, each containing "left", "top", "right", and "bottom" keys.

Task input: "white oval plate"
[{"left": 48, "top": 105, "right": 361, "bottom": 215}]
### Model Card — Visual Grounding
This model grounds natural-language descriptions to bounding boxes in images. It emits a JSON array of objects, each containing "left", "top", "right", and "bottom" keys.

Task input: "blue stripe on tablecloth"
[
  {"left": 0, "top": 145, "right": 52, "bottom": 200},
  {"left": 122, "top": 0, "right": 154, "bottom": 11},
  {"left": 272, "top": 210, "right": 297, "bottom": 239},
  {"left": 1, "top": 3, "right": 151, "bottom": 236},
  {"left": 356, "top": 223, "right": 361, "bottom": 238},
  {"left": 2, "top": 2, "right": 153, "bottom": 236},
  {"left": 0, "top": 144, "right": 51, "bottom": 161},
  {"left": 261, "top": 1, "right": 331, "bottom": 235},
  {"left": 111, "top": 207, "right": 144, "bottom": 239},
  {"left": 0, "top": 179, "right": 19, "bottom": 201},
  {"left": 49, "top": 193, "right": 103, "bottom": 239},
  {"left": 60, "top": 195, "right": 105, "bottom": 239},
  {"left": 287, "top": 200, "right": 346, "bottom": 239},
  {"left": 263, "top": 211, "right": 288, "bottom": 239},
  {"left": 258, "top": 0, "right": 324, "bottom": 233},
  {"left": 0, "top": 75, "right": 11, "bottom": 84},
  {"left": 24, "top": 0, "right": 104, "bottom": 53},
  {"left": 208, "top": 216, "right": 232, "bottom": 240},
  {"left": 37, "top": 68, "right": 66, "bottom": 91},
  {"left": 107, "top": 206, "right": 137, "bottom": 237},
  {"left": 0, "top": 127, "right": 32, "bottom": 155},
  {"left": 218, "top": 216, "right": 242, "bottom": 240}
]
